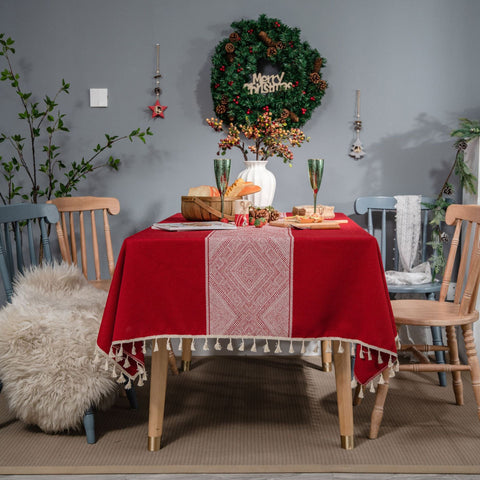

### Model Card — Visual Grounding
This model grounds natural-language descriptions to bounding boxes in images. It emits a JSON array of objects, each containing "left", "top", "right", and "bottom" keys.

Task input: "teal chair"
[
  {"left": 354, "top": 196, "right": 447, "bottom": 387},
  {"left": 0, "top": 203, "right": 134, "bottom": 443}
]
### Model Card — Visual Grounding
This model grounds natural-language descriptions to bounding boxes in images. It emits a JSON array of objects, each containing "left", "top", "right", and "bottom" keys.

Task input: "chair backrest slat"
[
  {"left": 0, "top": 203, "right": 59, "bottom": 303},
  {"left": 355, "top": 196, "right": 435, "bottom": 271},
  {"left": 46, "top": 196, "right": 120, "bottom": 282},
  {"left": 443, "top": 204, "right": 480, "bottom": 315},
  {"left": 27, "top": 219, "right": 36, "bottom": 265},
  {"left": 79, "top": 211, "right": 88, "bottom": 278},
  {"left": 90, "top": 210, "right": 101, "bottom": 281},
  {"left": 103, "top": 209, "right": 115, "bottom": 277}
]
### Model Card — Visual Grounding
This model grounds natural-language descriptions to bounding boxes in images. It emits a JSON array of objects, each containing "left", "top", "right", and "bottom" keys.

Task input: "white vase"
[{"left": 237, "top": 160, "right": 276, "bottom": 207}]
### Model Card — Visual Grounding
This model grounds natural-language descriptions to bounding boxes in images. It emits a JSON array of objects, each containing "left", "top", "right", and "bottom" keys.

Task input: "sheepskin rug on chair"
[{"left": 0, "top": 262, "right": 118, "bottom": 433}]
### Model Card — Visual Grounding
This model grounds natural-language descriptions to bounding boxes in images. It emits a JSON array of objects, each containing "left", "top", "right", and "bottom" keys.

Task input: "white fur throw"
[{"left": 0, "top": 262, "right": 118, "bottom": 433}]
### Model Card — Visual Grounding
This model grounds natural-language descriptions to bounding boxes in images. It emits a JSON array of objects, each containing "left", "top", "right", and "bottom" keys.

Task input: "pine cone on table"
[
  {"left": 255, "top": 208, "right": 270, "bottom": 220},
  {"left": 268, "top": 209, "right": 281, "bottom": 222}
]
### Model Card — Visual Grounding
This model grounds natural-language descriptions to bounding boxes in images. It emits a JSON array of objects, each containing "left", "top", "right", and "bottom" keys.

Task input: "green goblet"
[
  {"left": 214, "top": 158, "right": 231, "bottom": 219},
  {"left": 308, "top": 159, "right": 324, "bottom": 214}
]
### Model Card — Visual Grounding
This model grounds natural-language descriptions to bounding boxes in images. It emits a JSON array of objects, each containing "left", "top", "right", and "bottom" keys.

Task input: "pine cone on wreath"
[
  {"left": 225, "top": 42, "right": 235, "bottom": 53},
  {"left": 229, "top": 32, "right": 241, "bottom": 43},
  {"left": 309, "top": 72, "right": 321, "bottom": 84},
  {"left": 267, "top": 46, "right": 277, "bottom": 57},
  {"left": 216, "top": 104, "right": 227, "bottom": 115}
]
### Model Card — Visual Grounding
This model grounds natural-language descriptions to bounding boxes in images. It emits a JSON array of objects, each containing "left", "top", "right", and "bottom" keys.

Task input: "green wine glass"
[
  {"left": 214, "top": 158, "right": 231, "bottom": 219},
  {"left": 308, "top": 159, "right": 324, "bottom": 214}
]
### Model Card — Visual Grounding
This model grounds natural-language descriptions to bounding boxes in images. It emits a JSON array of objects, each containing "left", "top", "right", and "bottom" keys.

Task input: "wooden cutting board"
[{"left": 269, "top": 219, "right": 348, "bottom": 229}]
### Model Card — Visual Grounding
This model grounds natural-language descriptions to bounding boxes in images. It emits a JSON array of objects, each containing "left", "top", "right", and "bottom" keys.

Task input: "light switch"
[{"left": 89, "top": 88, "right": 108, "bottom": 107}]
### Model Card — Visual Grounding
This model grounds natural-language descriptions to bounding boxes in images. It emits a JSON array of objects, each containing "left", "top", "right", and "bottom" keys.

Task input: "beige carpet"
[{"left": 0, "top": 356, "right": 479, "bottom": 475}]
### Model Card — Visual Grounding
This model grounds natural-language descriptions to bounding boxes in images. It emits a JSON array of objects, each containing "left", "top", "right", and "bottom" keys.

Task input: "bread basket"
[{"left": 181, "top": 196, "right": 241, "bottom": 221}]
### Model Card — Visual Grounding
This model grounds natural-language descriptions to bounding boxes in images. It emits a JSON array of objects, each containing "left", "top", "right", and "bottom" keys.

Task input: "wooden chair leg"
[
  {"left": 125, "top": 385, "right": 138, "bottom": 410},
  {"left": 181, "top": 338, "right": 192, "bottom": 372},
  {"left": 353, "top": 384, "right": 364, "bottom": 406},
  {"left": 322, "top": 340, "right": 332, "bottom": 372},
  {"left": 83, "top": 407, "right": 95, "bottom": 444},
  {"left": 168, "top": 350, "right": 179, "bottom": 375},
  {"left": 446, "top": 325, "right": 464, "bottom": 405},
  {"left": 430, "top": 325, "right": 447, "bottom": 387},
  {"left": 462, "top": 324, "right": 480, "bottom": 420},
  {"left": 369, "top": 369, "right": 390, "bottom": 439}
]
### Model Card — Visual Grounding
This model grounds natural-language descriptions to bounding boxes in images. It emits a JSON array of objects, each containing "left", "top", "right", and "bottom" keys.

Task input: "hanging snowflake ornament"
[{"left": 148, "top": 44, "right": 167, "bottom": 119}]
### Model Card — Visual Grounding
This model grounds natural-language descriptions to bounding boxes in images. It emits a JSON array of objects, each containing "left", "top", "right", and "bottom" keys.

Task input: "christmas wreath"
[{"left": 210, "top": 14, "right": 328, "bottom": 128}]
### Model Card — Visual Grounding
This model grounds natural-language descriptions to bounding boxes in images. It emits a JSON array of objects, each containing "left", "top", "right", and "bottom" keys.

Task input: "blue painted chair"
[
  {"left": 354, "top": 196, "right": 447, "bottom": 387},
  {"left": 0, "top": 203, "right": 126, "bottom": 443}
]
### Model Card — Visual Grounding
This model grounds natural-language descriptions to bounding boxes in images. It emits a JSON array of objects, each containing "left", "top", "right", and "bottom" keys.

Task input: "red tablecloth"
[{"left": 97, "top": 213, "right": 397, "bottom": 385}]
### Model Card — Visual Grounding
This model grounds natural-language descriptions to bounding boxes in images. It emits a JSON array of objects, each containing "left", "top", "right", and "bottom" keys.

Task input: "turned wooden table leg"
[
  {"left": 333, "top": 340, "right": 354, "bottom": 449},
  {"left": 181, "top": 338, "right": 192, "bottom": 372},
  {"left": 148, "top": 338, "right": 169, "bottom": 451}
]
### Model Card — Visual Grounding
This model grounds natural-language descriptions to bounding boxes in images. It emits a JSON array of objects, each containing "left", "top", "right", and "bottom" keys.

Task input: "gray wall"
[{"left": 2, "top": 0, "right": 480, "bottom": 255}]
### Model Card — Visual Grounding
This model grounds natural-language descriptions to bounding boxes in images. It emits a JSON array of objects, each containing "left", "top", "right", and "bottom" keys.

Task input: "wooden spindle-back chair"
[
  {"left": 47, "top": 196, "right": 179, "bottom": 374},
  {"left": 355, "top": 196, "right": 446, "bottom": 386},
  {"left": 370, "top": 204, "right": 480, "bottom": 438},
  {"left": 47, "top": 196, "right": 120, "bottom": 292}
]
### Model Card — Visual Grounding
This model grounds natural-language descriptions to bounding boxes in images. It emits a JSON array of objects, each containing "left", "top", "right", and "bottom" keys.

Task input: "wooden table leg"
[
  {"left": 332, "top": 340, "right": 354, "bottom": 450},
  {"left": 148, "top": 338, "right": 169, "bottom": 451},
  {"left": 181, "top": 338, "right": 192, "bottom": 372}
]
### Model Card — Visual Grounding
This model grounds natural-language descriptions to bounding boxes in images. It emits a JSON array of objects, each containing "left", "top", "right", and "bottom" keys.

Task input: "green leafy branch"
[
  {"left": 0, "top": 34, "right": 153, "bottom": 205},
  {"left": 426, "top": 118, "right": 479, "bottom": 279}
]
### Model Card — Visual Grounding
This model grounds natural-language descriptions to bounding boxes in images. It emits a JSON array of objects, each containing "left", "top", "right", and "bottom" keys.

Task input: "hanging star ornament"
[
  {"left": 148, "top": 44, "right": 167, "bottom": 119},
  {"left": 149, "top": 100, "right": 168, "bottom": 118}
]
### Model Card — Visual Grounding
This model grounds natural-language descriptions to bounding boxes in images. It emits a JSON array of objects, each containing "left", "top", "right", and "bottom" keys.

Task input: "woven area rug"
[{"left": 1, "top": 355, "right": 479, "bottom": 475}]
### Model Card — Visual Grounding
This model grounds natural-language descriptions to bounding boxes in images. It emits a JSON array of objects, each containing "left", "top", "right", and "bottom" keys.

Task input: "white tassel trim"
[
  {"left": 203, "top": 338, "right": 210, "bottom": 351},
  {"left": 131, "top": 343, "right": 137, "bottom": 355},
  {"left": 289, "top": 341, "right": 294, "bottom": 354},
  {"left": 227, "top": 338, "right": 234, "bottom": 351},
  {"left": 338, "top": 341, "right": 344, "bottom": 354},
  {"left": 263, "top": 340, "right": 270, "bottom": 353},
  {"left": 214, "top": 338, "right": 222, "bottom": 351},
  {"left": 251, "top": 338, "right": 257, "bottom": 352},
  {"left": 275, "top": 341, "right": 282, "bottom": 353},
  {"left": 153, "top": 338, "right": 159, "bottom": 352},
  {"left": 301, "top": 340, "right": 305, "bottom": 354},
  {"left": 239, "top": 339, "right": 245, "bottom": 351},
  {"left": 191, "top": 338, "right": 196, "bottom": 351}
]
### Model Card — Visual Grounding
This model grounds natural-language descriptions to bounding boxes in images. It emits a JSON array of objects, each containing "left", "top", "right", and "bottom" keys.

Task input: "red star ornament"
[{"left": 149, "top": 100, "right": 168, "bottom": 118}]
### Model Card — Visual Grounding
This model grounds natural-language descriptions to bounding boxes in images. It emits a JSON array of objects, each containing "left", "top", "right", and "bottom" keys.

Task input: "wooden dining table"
[{"left": 96, "top": 212, "right": 397, "bottom": 451}]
